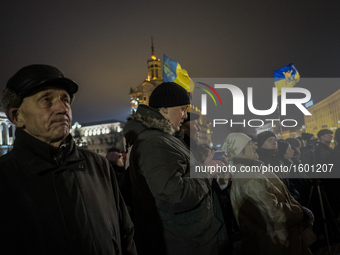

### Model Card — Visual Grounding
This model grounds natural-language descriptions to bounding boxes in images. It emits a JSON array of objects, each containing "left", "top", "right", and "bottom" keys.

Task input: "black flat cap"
[
  {"left": 6, "top": 64, "right": 78, "bottom": 97},
  {"left": 317, "top": 129, "right": 333, "bottom": 138}
]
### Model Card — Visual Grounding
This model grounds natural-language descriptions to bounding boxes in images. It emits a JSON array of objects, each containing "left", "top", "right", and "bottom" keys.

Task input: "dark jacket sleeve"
[
  {"left": 137, "top": 136, "right": 211, "bottom": 213},
  {"left": 109, "top": 164, "right": 138, "bottom": 255}
]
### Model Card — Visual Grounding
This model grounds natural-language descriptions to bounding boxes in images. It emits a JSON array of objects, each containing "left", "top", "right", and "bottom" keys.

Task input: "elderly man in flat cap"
[
  {"left": 0, "top": 65, "right": 137, "bottom": 255},
  {"left": 315, "top": 129, "right": 333, "bottom": 165}
]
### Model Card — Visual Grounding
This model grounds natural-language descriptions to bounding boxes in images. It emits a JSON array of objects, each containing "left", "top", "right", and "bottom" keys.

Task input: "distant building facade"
[
  {"left": 70, "top": 120, "right": 125, "bottom": 155},
  {"left": 304, "top": 89, "right": 340, "bottom": 137},
  {"left": 0, "top": 107, "right": 15, "bottom": 156}
]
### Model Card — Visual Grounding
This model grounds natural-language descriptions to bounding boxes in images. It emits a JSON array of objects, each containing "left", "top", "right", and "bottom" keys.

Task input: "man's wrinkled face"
[
  {"left": 15, "top": 87, "right": 72, "bottom": 144},
  {"left": 320, "top": 133, "right": 333, "bottom": 143},
  {"left": 262, "top": 136, "right": 278, "bottom": 149},
  {"left": 164, "top": 105, "right": 188, "bottom": 132}
]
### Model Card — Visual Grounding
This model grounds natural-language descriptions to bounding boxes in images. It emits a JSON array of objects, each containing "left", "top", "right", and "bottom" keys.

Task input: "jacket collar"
[
  {"left": 318, "top": 142, "right": 333, "bottom": 151},
  {"left": 124, "top": 104, "right": 175, "bottom": 146},
  {"left": 256, "top": 147, "right": 279, "bottom": 157},
  {"left": 11, "top": 128, "right": 81, "bottom": 174}
]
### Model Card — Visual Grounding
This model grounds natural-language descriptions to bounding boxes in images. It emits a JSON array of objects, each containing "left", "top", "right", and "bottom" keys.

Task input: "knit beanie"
[
  {"left": 221, "top": 133, "right": 251, "bottom": 158},
  {"left": 302, "top": 133, "right": 314, "bottom": 141},
  {"left": 149, "top": 82, "right": 190, "bottom": 108},
  {"left": 285, "top": 138, "right": 301, "bottom": 149},
  {"left": 257, "top": 131, "right": 276, "bottom": 148},
  {"left": 278, "top": 140, "right": 289, "bottom": 158}
]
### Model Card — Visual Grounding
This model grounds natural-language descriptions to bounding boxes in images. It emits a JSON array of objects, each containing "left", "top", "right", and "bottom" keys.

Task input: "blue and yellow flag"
[
  {"left": 274, "top": 64, "right": 300, "bottom": 96},
  {"left": 163, "top": 54, "right": 194, "bottom": 96}
]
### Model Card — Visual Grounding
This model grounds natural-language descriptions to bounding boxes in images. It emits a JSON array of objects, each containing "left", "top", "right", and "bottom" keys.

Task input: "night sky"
[{"left": 1, "top": 0, "right": 339, "bottom": 127}]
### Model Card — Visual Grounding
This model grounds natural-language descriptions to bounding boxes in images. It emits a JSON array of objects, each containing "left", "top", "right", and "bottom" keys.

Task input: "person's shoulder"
[
  {"left": 0, "top": 152, "right": 15, "bottom": 168},
  {"left": 139, "top": 128, "right": 171, "bottom": 139},
  {"left": 138, "top": 128, "right": 176, "bottom": 146},
  {"left": 77, "top": 147, "right": 107, "bottom": 162}
]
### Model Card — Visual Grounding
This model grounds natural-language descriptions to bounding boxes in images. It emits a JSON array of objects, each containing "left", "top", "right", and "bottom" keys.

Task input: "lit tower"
[
  {"left": 129, "top": 38, "right": 163, "bottom": 110},
  {"left": 147, "top": 37, "right": 162, "bottom": 81}
]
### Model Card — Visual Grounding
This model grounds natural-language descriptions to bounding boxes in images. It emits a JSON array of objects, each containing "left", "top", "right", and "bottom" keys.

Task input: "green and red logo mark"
[{"left": 196, "top": 82, "right": 223, "bottom": 106}]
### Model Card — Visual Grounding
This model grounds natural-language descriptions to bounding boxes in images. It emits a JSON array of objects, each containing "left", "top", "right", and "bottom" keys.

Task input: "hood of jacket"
[{"left": 124, "top": 104, "right": 175, "bottom": 146}]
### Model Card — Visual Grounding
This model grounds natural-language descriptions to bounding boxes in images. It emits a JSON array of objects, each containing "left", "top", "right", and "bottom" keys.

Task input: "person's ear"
[
  {"left": 9, "top": 108, "right": 25, "bottom": 128},
  {"left": 160, "top": 107, "right": 169, "bottom": 114}
]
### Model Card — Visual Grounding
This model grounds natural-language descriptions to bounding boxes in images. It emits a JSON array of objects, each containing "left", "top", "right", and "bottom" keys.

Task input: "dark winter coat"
[
  {"left": 0, "top": 128, "right": 137, "bottom": 255},
  {"left": 124, "top": 104, "right": 228, "bottom": 255},
  {"left": 231, "top": 158, "right": 313, "bottom": 255},
  {"left": 256, "top": 147, "right": 283, "bottom": 167},
  {"left": 314, "top": 142, "right": 333, "bottom": 165}
]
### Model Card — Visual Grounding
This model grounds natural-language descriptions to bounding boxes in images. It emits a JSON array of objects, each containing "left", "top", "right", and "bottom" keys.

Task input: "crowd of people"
[{"left": 0, "top": 65, "right": 339, "bottom": 254}]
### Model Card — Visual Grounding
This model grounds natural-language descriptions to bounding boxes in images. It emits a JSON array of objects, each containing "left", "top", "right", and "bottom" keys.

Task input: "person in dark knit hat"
[
  {"left": 256, "top": 131, "right": 283, "bottom": 171},
  {"left": 302, "top": 133, "right": 316, "bottom": 143},
  {"left": 257, "top": 131, "right": 277, "bottom": 149},
  {"left": 124, "top": 82, "right": 228, "bottom": 255},
  {"left": 148, "top": 82, "right": 191, "bottom": 109}
]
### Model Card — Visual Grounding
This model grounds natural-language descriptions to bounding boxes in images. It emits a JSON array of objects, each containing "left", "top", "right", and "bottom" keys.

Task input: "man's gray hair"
[{"left": 1, "top": 88, "right": 22, "bottom": 122}]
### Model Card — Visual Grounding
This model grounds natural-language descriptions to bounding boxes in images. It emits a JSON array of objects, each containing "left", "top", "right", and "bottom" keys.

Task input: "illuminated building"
[
  {"left": 0, "top": 107, "right": 15, "bottom": 156},
  {"left": 70, "top": 120, "right": 125, "bottom": 155},
  {"left": 304, "top": 89, "right": 340, "bottom": 137},
  {"left": 129, "top": 38, "right": 163, "bottom": 110}
]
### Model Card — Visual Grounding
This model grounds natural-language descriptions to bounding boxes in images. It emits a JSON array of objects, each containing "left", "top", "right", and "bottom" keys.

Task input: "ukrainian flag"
[
  {"left": 274, "top": 64, "right": 300, "bottom": 96},
  {"left": 163, "top": 54, "right": 194, "bottom": 96}
]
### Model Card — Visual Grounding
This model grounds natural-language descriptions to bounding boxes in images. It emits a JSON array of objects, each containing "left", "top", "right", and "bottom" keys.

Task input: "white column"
[
  {"left": 0, "top": 122, "right": 3, "bottom": 145},
  {"left": 12, "top": 125, "right": 16, "bottom": 141},
  {"left": 5, "top": 123, "right": 9, "bottom": 145}
]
